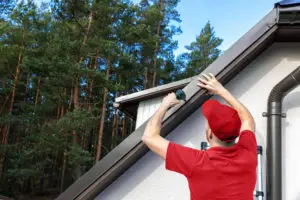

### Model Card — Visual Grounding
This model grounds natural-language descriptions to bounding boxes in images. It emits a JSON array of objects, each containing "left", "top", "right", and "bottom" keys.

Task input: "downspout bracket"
[{"left": 262, "top": 112, "right": 286, "bottom": 118}]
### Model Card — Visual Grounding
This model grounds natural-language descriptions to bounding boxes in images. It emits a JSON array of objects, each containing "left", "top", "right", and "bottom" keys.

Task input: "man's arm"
[
  {"left": 142, "top": 93, "right": 180, "bottom": 160},
  {"left": 218, "top": 88, "right": 255, "bottom": 132},
  {"left": 197, "top": 73, "right": 255, "bottom": 132}
]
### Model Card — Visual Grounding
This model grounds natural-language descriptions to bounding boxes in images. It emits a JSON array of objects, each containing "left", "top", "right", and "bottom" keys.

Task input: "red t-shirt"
[{"left": 166, "top": 130, "right": 257, "bottom": 200}]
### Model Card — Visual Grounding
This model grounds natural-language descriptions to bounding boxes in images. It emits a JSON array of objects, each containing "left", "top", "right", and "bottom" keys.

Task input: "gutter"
[
  {"left": 115, "top": 77, "right": 194, "bottom": 105},
  {"left": 264, "top": 66, "right": 300, "bottom": 200},
  {"left": 275, "top": 1, "right": 300, "bottom": 24}
]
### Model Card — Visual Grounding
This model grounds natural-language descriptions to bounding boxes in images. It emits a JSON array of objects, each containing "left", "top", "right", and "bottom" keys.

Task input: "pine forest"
[{"left": 0, "top": 0, "right": 223, "bottom": 199}]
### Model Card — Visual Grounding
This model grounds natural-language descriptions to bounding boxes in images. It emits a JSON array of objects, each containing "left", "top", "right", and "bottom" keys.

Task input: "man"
[{"left": 142, "top": 73, "right": 257, "bottom": 200}]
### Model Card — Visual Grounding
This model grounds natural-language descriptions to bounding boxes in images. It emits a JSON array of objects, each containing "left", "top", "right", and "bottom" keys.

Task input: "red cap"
[{"left": 202, "top": 99, "right": 241, "bottom": 142}]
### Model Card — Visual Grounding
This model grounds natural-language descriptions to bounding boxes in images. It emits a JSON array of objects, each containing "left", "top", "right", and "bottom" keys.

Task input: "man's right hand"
[{"left": 197, "top": 73, "right": 226, "bottom": 95}]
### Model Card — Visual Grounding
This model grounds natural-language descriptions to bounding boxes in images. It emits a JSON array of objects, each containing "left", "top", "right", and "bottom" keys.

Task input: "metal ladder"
[{"left": 200, "top": 142, "right": 264, "bottom": 200}]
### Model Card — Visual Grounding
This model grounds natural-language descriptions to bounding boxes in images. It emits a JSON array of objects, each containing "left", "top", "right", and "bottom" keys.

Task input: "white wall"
[
  {"left": 135, "top": 97, "right": 163, "bottom": 129},
  {"left": 96, "top": 43, "right": 300, "bottom": 200}
]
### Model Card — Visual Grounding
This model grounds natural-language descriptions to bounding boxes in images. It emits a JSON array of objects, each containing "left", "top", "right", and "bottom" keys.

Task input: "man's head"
[{"left": 202, "top": 99, "right": 241, "bottom": 147}]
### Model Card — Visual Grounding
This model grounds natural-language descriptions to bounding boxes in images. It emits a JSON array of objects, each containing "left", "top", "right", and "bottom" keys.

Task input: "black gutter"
[{"left": 266, "top": 66, "right": 300, "bottom": 200}]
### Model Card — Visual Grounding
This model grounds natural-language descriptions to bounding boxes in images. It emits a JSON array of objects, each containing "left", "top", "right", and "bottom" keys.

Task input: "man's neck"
[{"left": 211, "top": 140, "right": 235, "bottom": 148}]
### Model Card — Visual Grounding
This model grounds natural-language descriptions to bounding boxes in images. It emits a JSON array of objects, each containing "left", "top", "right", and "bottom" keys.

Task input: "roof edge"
[{"left": 275, "top": 0, "right": 300, "bottom": 8}]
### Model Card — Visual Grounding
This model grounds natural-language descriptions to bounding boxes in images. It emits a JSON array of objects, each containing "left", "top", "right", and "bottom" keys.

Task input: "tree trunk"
[
  {"left": 35, "top": 76, "right": 41, "bottom": 109},
  {"left": 73, "top": 10, "right": 94, "bottom": 144},
  {"left": 80, "top": 11, "right": 93, "bottom": 57},
  {"left": 1, "top": 53, "right": 22, "bottom": 144},
  {"left": 0, "top": 127, "right": 2, "bottom": 144},
  {"left": 23, "top": 74, "right": 29, "bottom": 103},
  {"left": 144, "top": 62, "right": 155, "bottom": 89},
  {"left": 8, "top": 52, "right": 22, "bottom": 119},
  {"left": 122, "top": 115, "right": 126, "bottom": 139},
  {"left": 0, "top": 45, "right": 23, "bottom": 178},
  {"left": 95, "top": 59, "right": 111, "bottom": 161},
  {"left": 61, "top": 88, "right": 66, "bottom": 117},
  {"left": 0, "top": 95, "right": 9, "bottom": 114},
  {"left": 82, "top": 56, "right": 97, "bottom": 150},
  {"left": 39, "top": 176, "right": 44, "bottom": 193},
  {"left": 111, "top": 108, "right": 117, "bottom": 150},
  {"left": 72, "top": 84, "right": 79, "bottom": 144},
  {"left": 68, "top": 88, "right": 73, "bottom": 111},
  {"left": 57, "top": 106, "right": 60, "bottom": 119},
  {"left": 152, "top": 0, "right": 164, "bottom": 88},
  {"left": 73, "top": 83, "right": 79, "bottom": 111},
  {"left": 87, "top": 56, "right": 95, "bottom": 113},
  {"left": 60, "top": 151, "right": 67, "bottom": 193}
]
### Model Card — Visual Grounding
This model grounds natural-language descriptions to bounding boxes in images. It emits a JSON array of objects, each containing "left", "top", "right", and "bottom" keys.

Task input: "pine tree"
[
  {"left": 182, "top": 21, "right": 223, "bottom": 77},
  {"left": 0, "top": 0, "right": 40, "bottom": 178},
  {"left": 0, "top": 0, "right": 188, "bottom": 198},
  {"left": 137, "top": 0, "right": 181, "bottom": 89}
]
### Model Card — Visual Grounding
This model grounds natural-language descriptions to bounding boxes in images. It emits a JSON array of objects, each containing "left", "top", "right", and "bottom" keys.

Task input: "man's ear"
[
  {"left": 206, "top": 127, "right": 213, "bottom": 141},
  {"left": 208, "top": 129, "right": 213, "bottom": 140}
]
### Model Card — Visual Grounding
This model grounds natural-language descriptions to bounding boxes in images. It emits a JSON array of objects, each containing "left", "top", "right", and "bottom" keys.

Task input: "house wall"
[
  {"left": 96, "top": 43, "right": 300, "bottom": 200},
  {"left": 135, "top": 97, "right": 163, "bottom": 129}
]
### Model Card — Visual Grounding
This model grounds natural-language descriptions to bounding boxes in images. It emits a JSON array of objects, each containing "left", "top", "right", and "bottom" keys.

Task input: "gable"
[{"left": 96, "top": 43, "right": 300, "bottom": 200}]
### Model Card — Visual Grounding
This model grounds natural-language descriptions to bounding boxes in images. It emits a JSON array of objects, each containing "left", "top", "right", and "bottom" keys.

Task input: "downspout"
[{"left": 265, "top": 66, "right": 300, "bottom": 200}]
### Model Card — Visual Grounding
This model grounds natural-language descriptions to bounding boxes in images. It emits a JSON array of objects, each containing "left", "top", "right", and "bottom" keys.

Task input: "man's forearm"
[
  {"left": 141, "top": 93, "right": 179, "bottom": 159},
  {"left": 142, "top": 105, "right": 168, "bottom": 140},
  {"left": 218, "top": 88, "right": 254, "bottom": 123}
]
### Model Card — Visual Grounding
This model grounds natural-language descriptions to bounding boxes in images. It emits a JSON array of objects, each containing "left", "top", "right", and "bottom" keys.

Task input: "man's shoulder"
[
  {"left": 238, "top": 130, "right": 256, "bottom": 144},
  {"left": 239, "top": 129, "right": 255, "bottom": 136},
  {"left": 237, "top": 130, "right": 258, "bottom": 156}
]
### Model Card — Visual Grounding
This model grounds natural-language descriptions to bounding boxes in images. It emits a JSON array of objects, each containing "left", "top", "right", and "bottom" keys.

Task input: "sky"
[
  {"left": 133, "top": 0, "right": 279, "bottom": 55},
  {"left": 31, "top": 0, "right": 280, "bottom": 55}
]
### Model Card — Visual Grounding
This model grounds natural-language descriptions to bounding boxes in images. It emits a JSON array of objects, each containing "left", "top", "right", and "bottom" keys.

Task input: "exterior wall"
[
  {"left": 135, "top": 97, "right": 163, "bottom": 129},
  {"left": 96, "top": 43, "right": 300, "bottom": 200}
]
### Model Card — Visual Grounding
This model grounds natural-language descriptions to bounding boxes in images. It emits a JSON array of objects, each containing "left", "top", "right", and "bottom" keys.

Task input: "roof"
[
  {"left": 275, "top": 0, "right": 300, "bottom": 24},
  {"left": 56, "top": 3, "right": 300, "bottom": 200},
  {"left": 275, "top": 0, "right": 300, "bottom": 7}
]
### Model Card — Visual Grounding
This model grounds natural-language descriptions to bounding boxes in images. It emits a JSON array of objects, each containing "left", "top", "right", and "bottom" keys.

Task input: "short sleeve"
[
  {"left": 237, "top": 130, "right": 257, "bottom": 154},
  {"left": 165, "top": 142, "right": 202, "bottom": 177}
]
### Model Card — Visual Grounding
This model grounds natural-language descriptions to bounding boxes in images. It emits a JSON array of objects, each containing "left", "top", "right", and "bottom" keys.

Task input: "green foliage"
[
  {"left": 136, "top": 0, "right": 182, "bottom": 88},
  {"left": 0, "top": 0, "right": 223, "bottom": 199},
  {"left": 55, "top": 109, "right": 98, "bottom": 135},
  {"left": 67, "top": 145, "right": 93, "bottom": 176},
  {"left": 181, "top": 21, "right": 223, "bottom": 77}
]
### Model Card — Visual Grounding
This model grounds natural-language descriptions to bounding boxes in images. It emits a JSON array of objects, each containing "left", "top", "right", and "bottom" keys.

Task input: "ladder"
[{"left": 200, "top": 142, "right": 264, "bottom": 200}]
